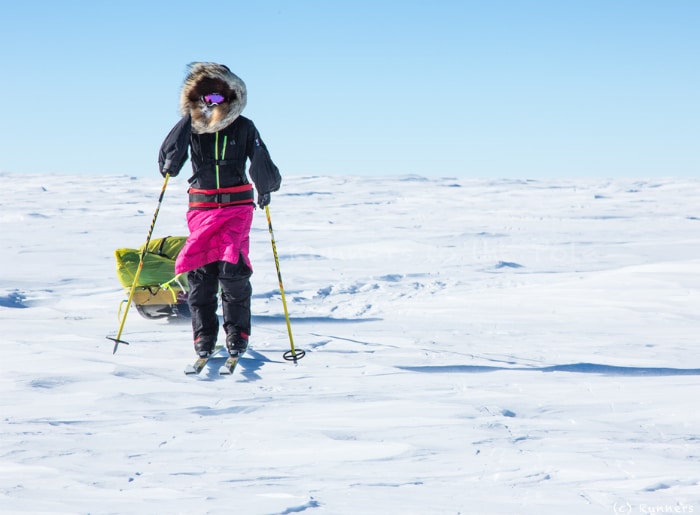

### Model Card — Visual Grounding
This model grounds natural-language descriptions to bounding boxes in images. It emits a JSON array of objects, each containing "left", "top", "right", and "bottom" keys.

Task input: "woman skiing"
[{"left": 158, "top": 62, "right": 281, "bottom": 358}]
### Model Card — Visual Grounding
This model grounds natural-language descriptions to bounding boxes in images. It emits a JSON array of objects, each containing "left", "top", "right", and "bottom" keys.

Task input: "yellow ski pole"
[
  {"left": 108, "top": 174, "right": 170, "bottom": 354},
  {"left": 265, "top": 205, "right": 305, "bottom": 362}
]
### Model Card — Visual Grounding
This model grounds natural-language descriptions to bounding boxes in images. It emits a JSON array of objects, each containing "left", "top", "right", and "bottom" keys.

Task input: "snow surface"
[{"left": 1, "top": 173, "right": 699, "bottom": 514}]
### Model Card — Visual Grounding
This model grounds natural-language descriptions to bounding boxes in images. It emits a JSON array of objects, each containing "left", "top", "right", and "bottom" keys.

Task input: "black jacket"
[{"left": 158, "top": 114, "right": 281, "bottom": 195}]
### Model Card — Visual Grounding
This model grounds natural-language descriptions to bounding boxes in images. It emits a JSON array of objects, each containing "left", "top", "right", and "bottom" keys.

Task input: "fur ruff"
[{"left": 180, "top": 62, "right": 247, "bottom": 134}]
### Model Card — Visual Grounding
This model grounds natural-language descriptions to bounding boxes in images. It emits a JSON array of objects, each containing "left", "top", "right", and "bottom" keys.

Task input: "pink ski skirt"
[{"left": 175, "top": 205, "right": 254, "bottom": 274}]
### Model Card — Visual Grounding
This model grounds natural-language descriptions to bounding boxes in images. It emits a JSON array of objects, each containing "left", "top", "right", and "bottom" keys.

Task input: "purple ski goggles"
[{"left": 203, "top": 93, "right": 226, "bottom": 106}]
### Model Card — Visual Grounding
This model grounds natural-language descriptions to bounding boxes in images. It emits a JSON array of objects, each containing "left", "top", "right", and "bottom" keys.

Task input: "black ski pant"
[{"left": 187, "top": 259, "right": 252, "bottom": 342}]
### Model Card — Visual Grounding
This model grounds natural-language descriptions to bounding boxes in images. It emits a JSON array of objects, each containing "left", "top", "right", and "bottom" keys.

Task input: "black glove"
[{"left": 257, "top": 192, "right": 271, "bottom": 209}]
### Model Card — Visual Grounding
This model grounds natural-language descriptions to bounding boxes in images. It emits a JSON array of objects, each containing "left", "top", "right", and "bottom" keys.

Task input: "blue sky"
[{"left": 1, "top": 0, "right": 698, "bottom": 178}]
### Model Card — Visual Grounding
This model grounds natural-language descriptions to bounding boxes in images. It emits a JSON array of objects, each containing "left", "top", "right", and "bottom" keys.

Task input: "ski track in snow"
[{"left": 1, "top": 173, "right": 700, "bottom": 514}]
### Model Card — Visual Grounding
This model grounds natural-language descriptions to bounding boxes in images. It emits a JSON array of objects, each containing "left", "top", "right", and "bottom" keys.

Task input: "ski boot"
[
  {"left": 226, "top": 330, "right": 249, "bottom": 356},
  {"left": 194, "top": 335, "right": 217, "bottom": 357}
]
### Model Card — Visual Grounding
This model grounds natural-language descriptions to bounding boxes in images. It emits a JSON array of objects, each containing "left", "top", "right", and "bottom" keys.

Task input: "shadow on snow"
[
  {"left": 197, "top": 349, "right": 275, "bottom": 381},
  {"left": 252, "top": 315, "right": 382, "bottom": 324},
  {"left": 397, "top": 362, "right": 700, "bottom": 377}
]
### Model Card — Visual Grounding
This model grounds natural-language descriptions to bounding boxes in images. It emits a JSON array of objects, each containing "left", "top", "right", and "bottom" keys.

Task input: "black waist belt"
[{"left": 188, "top": 184, "right": 254, "bottom": 210}]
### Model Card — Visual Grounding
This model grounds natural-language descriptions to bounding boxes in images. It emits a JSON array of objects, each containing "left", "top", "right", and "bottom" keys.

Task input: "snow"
[{"left": 1, "top": 173, "right": 699, "bottom": 514}]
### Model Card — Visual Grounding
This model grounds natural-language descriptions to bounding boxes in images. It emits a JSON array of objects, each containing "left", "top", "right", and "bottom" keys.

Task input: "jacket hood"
[{"left": 180, "top": 62, "right": 247, "bottom": 134}]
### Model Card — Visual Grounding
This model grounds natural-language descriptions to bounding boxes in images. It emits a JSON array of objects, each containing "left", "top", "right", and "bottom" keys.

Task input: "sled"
[{"left": 114, "top": 236, "right": 190, "bottom": 319}]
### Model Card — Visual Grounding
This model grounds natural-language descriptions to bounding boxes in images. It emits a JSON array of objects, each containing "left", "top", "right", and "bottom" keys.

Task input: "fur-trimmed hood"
[{"left": 180, "top": 62, "right": 247, "bottom": 134}]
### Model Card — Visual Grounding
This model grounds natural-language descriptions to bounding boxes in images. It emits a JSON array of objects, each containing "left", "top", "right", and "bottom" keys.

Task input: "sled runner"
[{"left": 113, "top": 236, "right": 190, "bottom": 319}]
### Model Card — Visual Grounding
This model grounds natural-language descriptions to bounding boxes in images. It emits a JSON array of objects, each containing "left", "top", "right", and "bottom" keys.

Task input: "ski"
[
  {"left": 219, "top": 353, "right": 240, "bottom": 375},
  {"left": 184, "top": 345, "right": 223, "bottom": 375}
]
